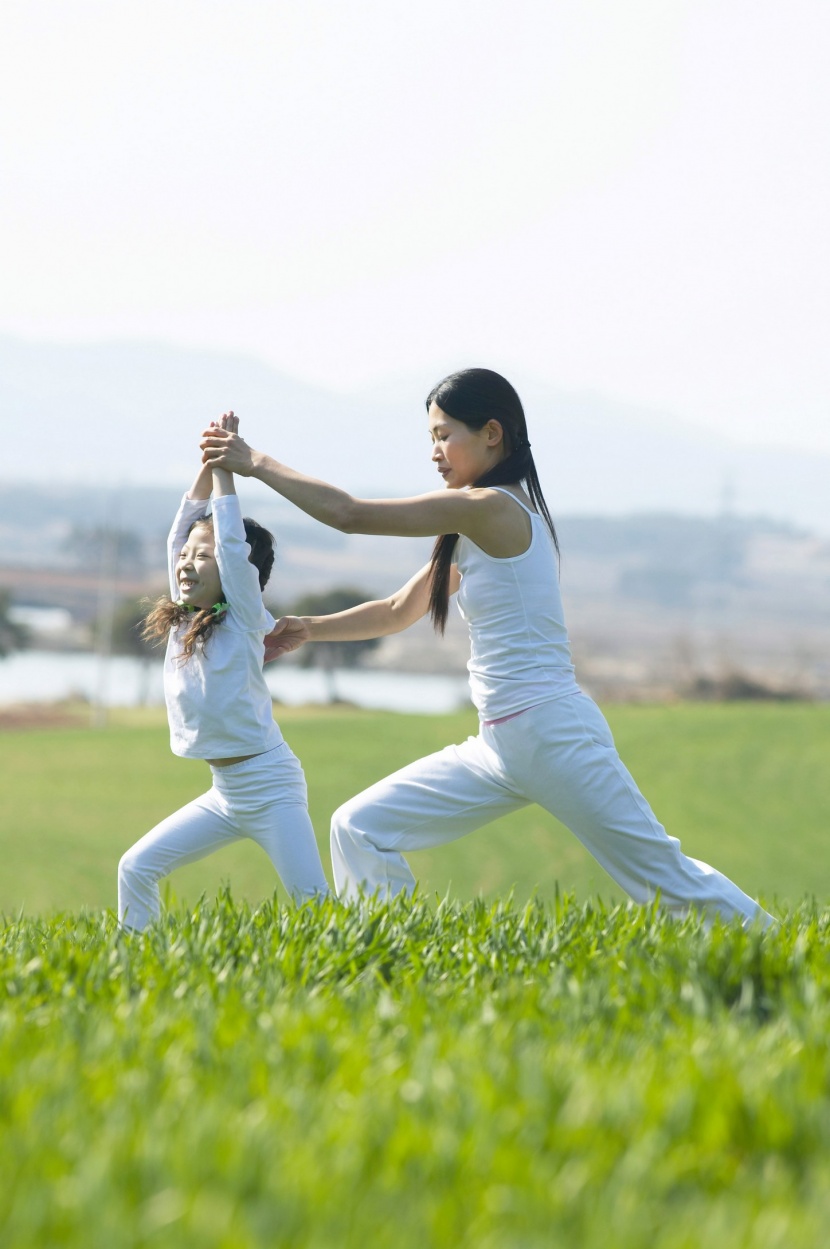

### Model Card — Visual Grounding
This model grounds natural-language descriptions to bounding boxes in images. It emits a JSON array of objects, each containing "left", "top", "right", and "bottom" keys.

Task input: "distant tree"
[
  {"left": 107, "top": 598, "right": 156, "bottom": 658},
  {"left": 0, "top": 588, "right": 29, "bottom": 659},
  {"left": 290, "top": 587, "right": 381, "bottom": 703},
  {"left": 105, "top": 597, "right": 157, "bottom": 705},
  {"left": 62, "top": 525, "right": 146, "bottom": 573}
]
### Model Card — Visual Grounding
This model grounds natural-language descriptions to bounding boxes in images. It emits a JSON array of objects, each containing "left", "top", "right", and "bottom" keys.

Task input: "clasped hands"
[
  {"left": 201, "top": 410, "right": 255, "bottom": 475},
  {"left": 202, "top": 410, "right": 307, "bottom": 662}
]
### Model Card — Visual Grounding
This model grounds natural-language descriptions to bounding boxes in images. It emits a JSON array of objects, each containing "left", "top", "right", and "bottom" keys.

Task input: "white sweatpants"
[
  {"left": 119, "top": 744, "right": 330, "bottom": 931},
  {"left": 331, "top": 694, "right": 773, "bottom": 926}
]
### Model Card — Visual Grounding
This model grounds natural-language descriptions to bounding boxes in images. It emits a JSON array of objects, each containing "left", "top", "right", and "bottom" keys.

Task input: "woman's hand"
[
  {"left": 264, "top": 616, "right": 311, "bottom": 664},
  {"left": 201, "top": 413, "right": 256, "bottom": 476}
]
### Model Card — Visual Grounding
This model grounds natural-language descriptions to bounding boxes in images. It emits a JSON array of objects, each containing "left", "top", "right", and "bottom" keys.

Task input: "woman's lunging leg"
[
  {"left": 331, "top": 738, "right": 528, "bottom": 898},
  {"left": 331, "top": 697, "right": 771, "bottom": 926}
]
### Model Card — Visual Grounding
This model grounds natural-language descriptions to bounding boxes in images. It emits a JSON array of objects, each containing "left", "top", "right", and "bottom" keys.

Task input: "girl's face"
[
  {"left": 176, "top": 524, "right": 223, "bottom": 610},
  {"left": 428, "top": 402, "right": 506, "bottom": 489}
]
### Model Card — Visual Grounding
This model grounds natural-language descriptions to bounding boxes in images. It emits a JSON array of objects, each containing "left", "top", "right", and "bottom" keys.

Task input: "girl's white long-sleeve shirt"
[{"left": 163, "top": 493, "right": 283, "bottom": 759}]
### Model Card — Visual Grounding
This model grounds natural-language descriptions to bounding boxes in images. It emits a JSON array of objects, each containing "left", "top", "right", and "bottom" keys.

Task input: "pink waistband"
[{"left": 482, "top": 704, "right": 540, "bottom": 728}]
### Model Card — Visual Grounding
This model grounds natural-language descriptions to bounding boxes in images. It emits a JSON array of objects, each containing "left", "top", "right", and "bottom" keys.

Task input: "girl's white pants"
[
  {"left": 118, "top": 744, "right": 329, "bottom": 931},
  {"left": 331, "top": 694, "right": 773, "bottom": 927}
]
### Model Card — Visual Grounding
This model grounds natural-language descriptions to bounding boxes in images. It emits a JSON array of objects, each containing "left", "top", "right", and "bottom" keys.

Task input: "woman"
[{"left": 201, "top": 369, "right": 772, "bottom": 926}]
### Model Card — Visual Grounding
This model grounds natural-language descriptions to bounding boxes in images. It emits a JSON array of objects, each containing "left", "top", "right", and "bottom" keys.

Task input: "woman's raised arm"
[{"left": 200, "top": 426, "right": 501, "bottom": 542}]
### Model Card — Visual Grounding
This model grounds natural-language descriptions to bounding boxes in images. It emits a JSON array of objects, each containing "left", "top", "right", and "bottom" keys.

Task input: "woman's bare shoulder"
[{"left": 467, "top": 485, "right": 538, "bottom": 514}]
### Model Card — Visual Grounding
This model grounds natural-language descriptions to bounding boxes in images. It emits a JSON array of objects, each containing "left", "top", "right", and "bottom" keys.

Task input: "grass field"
[
  {"left": 2, "top": 703, "right": 830, "bottom": 1246},
  {"left": 1, "top": 701, "right": 829, "bottom": 916},
  {"left": 2, "top": 894, "right": 830, "bottom": 1247}
]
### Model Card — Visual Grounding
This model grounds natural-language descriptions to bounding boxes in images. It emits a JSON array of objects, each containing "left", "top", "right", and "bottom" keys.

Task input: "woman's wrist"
[{"left": 249, "top": 448, "right": 271, "bottom": 480}]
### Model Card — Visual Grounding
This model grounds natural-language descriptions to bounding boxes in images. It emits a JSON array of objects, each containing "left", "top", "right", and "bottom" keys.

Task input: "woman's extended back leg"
[{"left": 496, "top": 696, "right": 773, "bottom": 927}]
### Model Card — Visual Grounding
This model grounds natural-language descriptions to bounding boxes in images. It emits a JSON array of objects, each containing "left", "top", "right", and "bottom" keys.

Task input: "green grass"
[
  {"left": 3, "top": 706, "right": 830, "bottom": 1246},
  {"left": 2, "top": 894, "right": 830, "bottom": 1248},
  {"left": 1, "top": 702, "right": 829, "bottom": 916}
]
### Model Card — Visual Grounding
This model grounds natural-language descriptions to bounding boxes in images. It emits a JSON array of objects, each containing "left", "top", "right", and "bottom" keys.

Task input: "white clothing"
[
  {"left": 119, "top": 745, "right": 328, "bottom": 930},
  {"left": 332, "top": 490, "right": 772, "bottom": 927},
  {"left": 331, "top": 695, "right": 773, "bottom": 926},
  {"left": 118, "top": 493, "right": 329, "bottom": 931},
  {"left": 164, "top": 493, "right": 282, "bottom": 759},
  {"left": 455, "top": 487, "right": 578, "bottom": 721}
]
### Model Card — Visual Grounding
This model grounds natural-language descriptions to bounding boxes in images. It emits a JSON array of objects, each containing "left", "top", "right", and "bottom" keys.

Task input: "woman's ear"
[{"left": 485, "top": 419, "right": 505, "bottom": 449}]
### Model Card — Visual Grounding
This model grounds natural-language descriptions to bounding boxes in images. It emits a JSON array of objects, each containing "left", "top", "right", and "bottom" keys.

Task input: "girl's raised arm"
[
  {"left": 167, "top": 460, "right": 213, "bottom": 600},
  {"left": 187, "top": 461, "right": 213, "bottom": 501},
  {"left": 207, "top": 413, "right": 271, "bottom": 631},
  {"left": 210, "top": 411, "right": 238, "bottom": 502}
]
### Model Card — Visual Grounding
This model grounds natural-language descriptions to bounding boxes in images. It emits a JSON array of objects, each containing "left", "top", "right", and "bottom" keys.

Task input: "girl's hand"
[
  {"left": 203, "top": 410, "right": 239, "bottom": 438},
  {"left": 264, "top": 616, "right": 311, "bottom": 663}
]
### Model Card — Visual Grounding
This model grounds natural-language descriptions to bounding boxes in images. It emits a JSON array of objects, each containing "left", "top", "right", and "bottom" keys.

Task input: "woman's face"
[
  {"left": 428, "top": 402, "right": 505, "bottom": 490},
  {"left": 176, "top": 523, "right": 223, "bottom": 609}
]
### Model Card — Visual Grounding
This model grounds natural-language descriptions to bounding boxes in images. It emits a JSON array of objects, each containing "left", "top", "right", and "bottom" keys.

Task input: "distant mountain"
[
  {"left": 2, "top": 336, "right": 828, "bottom": 533},
  {"left": 0, "top": 336, "right": 435, "bottom": 498}
]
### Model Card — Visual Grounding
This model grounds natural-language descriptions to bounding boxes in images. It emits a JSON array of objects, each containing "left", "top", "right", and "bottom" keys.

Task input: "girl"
[
  {"left": 118, "top": 419, "right": 329, "bottom": 931},
  {"left": 201, "top": 373, "right": 772, "bottom": 927}
]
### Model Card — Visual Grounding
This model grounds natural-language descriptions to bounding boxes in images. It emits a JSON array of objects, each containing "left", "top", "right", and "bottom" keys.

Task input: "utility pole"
[{"left": 91, "top": 501, "right": 119, "bottom": 730}]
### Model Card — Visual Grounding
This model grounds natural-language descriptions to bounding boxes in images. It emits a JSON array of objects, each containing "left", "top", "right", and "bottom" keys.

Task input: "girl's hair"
[
  {"left": 142, "top": 514, "right": 276, "bottom": 661},
  {"left": 426, "top": 368, "right": 559, "bottom": 633}
]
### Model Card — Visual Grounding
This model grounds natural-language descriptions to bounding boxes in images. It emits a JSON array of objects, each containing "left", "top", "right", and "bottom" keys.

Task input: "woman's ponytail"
[{"left": 425, "top": 370, "right": 559, "bottom": 634}]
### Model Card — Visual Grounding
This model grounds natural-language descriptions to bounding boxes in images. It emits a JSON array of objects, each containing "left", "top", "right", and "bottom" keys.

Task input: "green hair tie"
[{"left": 176, "top": 601, "right": 229, "bottom": 615}]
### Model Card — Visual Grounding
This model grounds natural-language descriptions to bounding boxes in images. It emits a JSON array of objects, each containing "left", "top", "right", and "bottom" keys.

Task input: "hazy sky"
[{"left": 1, "top": 1, "right": 828, "bottom": 451}]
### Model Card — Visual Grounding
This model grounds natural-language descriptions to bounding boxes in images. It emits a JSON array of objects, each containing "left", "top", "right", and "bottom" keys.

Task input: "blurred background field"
[{"left": 2, "top": 701, "right": 828, "bottom": 918}]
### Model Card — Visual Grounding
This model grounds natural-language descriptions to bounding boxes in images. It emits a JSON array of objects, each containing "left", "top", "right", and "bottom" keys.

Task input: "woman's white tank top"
[{"left": 454, "top": 487, "right": 579, "bottom": 720}]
